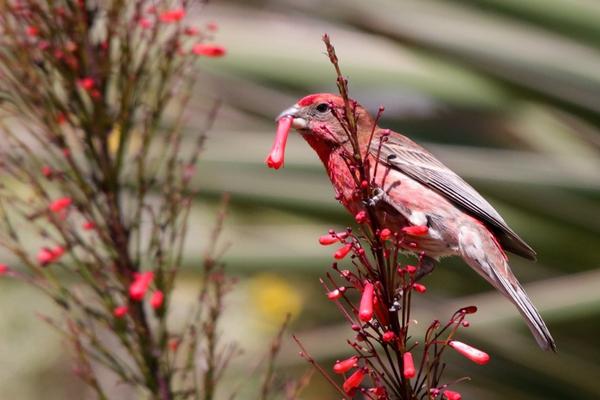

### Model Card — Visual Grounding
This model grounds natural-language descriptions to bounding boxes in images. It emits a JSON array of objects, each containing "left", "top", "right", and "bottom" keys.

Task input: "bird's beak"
[{"left": 276, "top": 105, "right": 308, "bottom": 130}]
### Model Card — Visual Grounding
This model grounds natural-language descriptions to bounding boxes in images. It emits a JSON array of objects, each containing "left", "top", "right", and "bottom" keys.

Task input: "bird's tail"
[{"left": 459, "top": 226, "right": 556, "bottom": 351}]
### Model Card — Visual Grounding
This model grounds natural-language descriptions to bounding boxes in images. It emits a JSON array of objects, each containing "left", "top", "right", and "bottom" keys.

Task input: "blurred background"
[{"left": 1, "top": 0, "right": 600, "bottom": 398}]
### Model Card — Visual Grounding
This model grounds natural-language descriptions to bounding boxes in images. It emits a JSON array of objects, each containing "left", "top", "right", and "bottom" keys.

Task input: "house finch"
[{"left": 268, "top": 93, "right": 556, "bottom": 351}]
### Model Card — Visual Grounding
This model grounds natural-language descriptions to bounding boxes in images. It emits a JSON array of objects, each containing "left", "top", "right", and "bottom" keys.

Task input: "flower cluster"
[{"left": 293, "top": 35, "right": 490, "bottom": 400}]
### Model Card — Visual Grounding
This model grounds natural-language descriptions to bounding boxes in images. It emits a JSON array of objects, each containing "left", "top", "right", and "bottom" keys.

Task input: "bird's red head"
[{"left": 266, "top": 93, "right": 373, "bottom": 169}]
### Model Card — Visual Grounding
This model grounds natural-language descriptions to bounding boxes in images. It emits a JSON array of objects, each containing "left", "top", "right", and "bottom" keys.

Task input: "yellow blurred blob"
[
  {"left": 248, "top": 273, "right": 303, "bottom": 326},
  {"left": 107, "top": 124, "right": 142, "bottom": 156}
]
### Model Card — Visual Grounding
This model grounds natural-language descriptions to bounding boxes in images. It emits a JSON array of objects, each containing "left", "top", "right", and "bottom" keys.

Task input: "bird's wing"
[{"left": 372, "top": 132, "right": 536, "bottom": 260}]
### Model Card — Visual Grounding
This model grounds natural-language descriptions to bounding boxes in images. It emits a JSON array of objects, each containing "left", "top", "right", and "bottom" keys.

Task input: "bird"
[{"left": 271, "top": 93, "right": 556, "bottom": 351}]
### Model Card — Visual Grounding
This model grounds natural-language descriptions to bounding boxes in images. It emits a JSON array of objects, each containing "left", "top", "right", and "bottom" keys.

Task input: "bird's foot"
[{"left": 366, "top": 188, "right": 385, "bottom": 207}]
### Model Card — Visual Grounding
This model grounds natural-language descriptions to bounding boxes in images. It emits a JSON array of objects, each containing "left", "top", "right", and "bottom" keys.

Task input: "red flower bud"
[
  {"left": 379, "top": 228, "right": 392, "bottom": 241},
  {"left": 77, "top": 77, "right": 95, "bottom": 91},
  {"left": 402, "top": 225, "right": 429, "bottom": 236},
  {"left": 342, "top": 368, "right": 366, "bottom": 393},
  {"left": 26, "top": 26, "right": 39, "bottom": 37},
  {"left": 412, "top": 283, "right": 427, "bottom": 293},
  {"left": 266, "top": 116, "right": 292, "bottom": 169},
  {"left": 192, "top": 44, "right": 226, "bottom": 57},
  {"left": 354, "top": 211, "right": 367, "bottom": 224},
  {"left": 159, "top": 8, "right": 185, "bottom": 23},
  {"left": 326, "top": 287, "right": 345, "bottom": 300},
  {"left": 403, "top": 352, "right": 416, "bottom": 379},
  {"left": 319, "top": 231, "right": 348, "bottom": 245},
  {"left": 333, "top": 356, "right": 358, "bottom": 374},
  {"left": 150, "top": 290, "right": 164, "bottom": 309},
  {"left": 382, "top": 331, "right": 395, "bottom": 343},
  {"left": 42, "top": 165, "right": 53, "bottom": 178},
  {"left": 113, "top": 305, "right": 128, "bottom": 318},
  {"left": 49, "top": 197, "right": 72, "bottom": 213},
  {"left": 359, "top": 282, "right": 374, "bottom": 322},
  {"left": 37, "top": 246, "right": 65, "bottom": 266},
  {"left": 82, "top": 221, "right": 96, "bottom": 230},
  {"left": 0, "top": 263, "right": 8, "bottom": 276},
  {"left": 405, "top": 265, "right": 417, "bottom": 274},
  {"left": 129, "top": 271, "right": 154, "bottom": 301},
  {"left": 459, "top": 306, "right": 478, "bottom": 314},
  {"left": 448, "top": 340, "right": 490, "bottom": 365},
  {"left": 443, "top": 390, "right": 462, "bottom": 400},
  {"left": 334, "top": 243, "right": 353, "bottom": 260}
]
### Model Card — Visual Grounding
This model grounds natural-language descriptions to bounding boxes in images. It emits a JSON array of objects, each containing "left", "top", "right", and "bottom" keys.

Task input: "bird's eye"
[{"left": 315, "top": 103, "right": 330, "bottom": 113}]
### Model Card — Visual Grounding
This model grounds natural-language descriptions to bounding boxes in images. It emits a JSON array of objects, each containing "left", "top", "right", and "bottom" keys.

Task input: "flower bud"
[
  {"left": 359, "top": 282, "right": 374, "bottom": 322},
  {"left": 49, "top": 197, "right": 72, "bottom": 213},
  {"left": 333, "top": 356, "right": 358, "bottom": 374},
  {"left": 443, "top": 390, "right": 462, "bottom": 400},
  {"left": 150, "top": 290, "right": 164, "bottom": 309},
  {"left": 412, "top": 283, "right": 427, "bottom": 293},
  {"left": 382, "top": 331, "right": 395, "bottom": 343},
  {"left": 334, "top": 243, "right": 353, "bottom": 260},
  {"left": 403, "top": 352, "right": 416, "bottom": 379},
  {"left": 354, "top": 211, "right": 367, "bottom": 224},
  {"left": 402, "top": 225, "right": 428, "bottom": 236},
  {"left": 129, "top": 271, "right": 154, "bottom": 301},
  {"left": 379, "top": 228, "right": 392, "bottom": 241},
  {"left": 342, "top": 368, "right": 366, "bottom": 393},
  {"left": 448, "top": 340, "right": 490, "bottom": 365},
  {"left": 113, "top": 306, "right": 128, "bottom": 318},
  {"left": 319, "top": 231, "right": 348, "bottom": 245}
]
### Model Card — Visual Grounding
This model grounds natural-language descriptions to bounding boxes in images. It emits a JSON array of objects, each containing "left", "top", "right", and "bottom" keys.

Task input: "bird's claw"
[{"left": 366, "top": 188, "right": 385, "bottom": 207}]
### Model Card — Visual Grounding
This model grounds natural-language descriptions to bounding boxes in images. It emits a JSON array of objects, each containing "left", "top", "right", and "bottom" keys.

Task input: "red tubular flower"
[
  {"left": 113, "top": 306, "right": 128, "bottom": 318},
  {"left": 405, "top": 265, "right": 417, "bottom": 274},
  {"left": 342, "top": 368, "right": 366, "bottom": 394},
  {"left": 326, "top": 286, "right": 345, "bottom": 300},
  {"left": 49, "top": 197, "right": 72, "bottom": 213},
  {"left": 150, "top": 290, "right": 164, "bottom": 309},
  {"left": 192, "top": 44, "right": 226, "bottom": 57},
  {"left": 459, "top": 305, "right": 478, "bottom": 314},
  {"left": 379, "top": 228, "right": 392, "bottom": 240},
  {"left": 159, "top": 8, "right": 185, "bottom": 23},
  {"left": 318, "top": 231, "right": 348, "bottom": 245},
  {"left": 26, "top": 26, "right": 39, "bottom": 37},
  {"left": 354, "top": 211, "right": 367, "bottom": 224},
  {"left": 77, "top": 77, "right": 95, "bottom": 91},
  {"left": 382, "top": 331, "right": 395, "bottom": 343},
  {"left": 333, "top": 243, "right": 353, "bottom": 260},
  {"left": 0, "top": 263, "right": 8, "bottom": 276},
  {"left": 333, "top": 355, "right": 358, "bottom": 374},
  {"left": 82, "top": 221, "right": 96, "bottom": 230},
  {"left": 402, "top": 225, "right": 429, "bottom": 236},
  {"left": 266, "top": 116, "right": 292, "bottom": 169},
  {"left": 448, "top": 340, "right": 490, "bottom": 365},
  {"left": 37, "top": 246, "right": 65, "bottom": 266},
  {"left": 403, "top": 352, "right": 416, "bottom": 379},
  {"left": 129, "top": 271, "right": 154, "bottom": 301},
  {"left": 412, "top": 283, "right": 427, "bottom": 293},
  {"left": 359, "top": 282, "right": 374, "bottom": 322},
  {"left": 443, "top": 390, "right": 462, "bottom": 400}
]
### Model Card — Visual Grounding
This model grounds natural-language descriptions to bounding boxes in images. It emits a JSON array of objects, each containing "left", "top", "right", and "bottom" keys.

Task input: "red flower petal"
[
  {"left": 318, "top": 231, "right": 348, "bottom": 245},
  {"left": 333, "top": 243, "right": 353, "bottom": 260}
]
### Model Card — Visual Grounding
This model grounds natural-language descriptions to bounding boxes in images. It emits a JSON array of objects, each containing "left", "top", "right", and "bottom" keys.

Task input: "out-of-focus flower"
[
  {"left": 138, "top": 18, "right": 152, "bottom": 29},
  {"left": 0, "top": 264, "right": 9, "bottom": 276},
  {"left": 412, "top": 283, "right": 427, "bottom": 293},
  {"left": 41, "top": 165, "right": 53, "bottom": 178},
  {"left": 37, "top": 246, "right": 65, "bottom": 266},
  {"left": 192, "top": 43, "right": 226, "bottom": 57},
  {"left": 184, "top": 26, "right": 199, "bottom": 36},
  {"left": 150, "top": 290, "right": 164, "bottom": 309},
  {"left": 379, "top": 228, "right": 392, "bottom": 240},
  {"left": 129, "top": 271, "right": 154, "bottom": 301},
  {"left": 159, "top": 8, "right": 185, "bottom": 23},
  {"left": 206, "top": 21, "right": 218, "bottom": 32},
  {"left": 382, "top": 331, "right": 395, "bottom": 343},
  {"left": 249, "top": 273, "right": 303, "bottom": 325},
  {"left": 49, "top": 197, "right": 72, "bottom": 213},
  {"left": 26, "top": 26, "right": 39, "bottom": 37},
  {"left": 82, "top": 221, "right": 96, "bottom": 230},
  {"left": 333, "top": 355, "right": 358, "bottom": 374},
  {"left": 77, "top": 77, "right": 95, "bottom": 91},
  {"left": 113, "top": 305, "right": 128, "bottom": 318}
]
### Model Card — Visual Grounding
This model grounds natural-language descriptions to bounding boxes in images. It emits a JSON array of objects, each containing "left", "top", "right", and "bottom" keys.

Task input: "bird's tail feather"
[{"left": 489, "top": 267, "right": 557, "bottom": 352}]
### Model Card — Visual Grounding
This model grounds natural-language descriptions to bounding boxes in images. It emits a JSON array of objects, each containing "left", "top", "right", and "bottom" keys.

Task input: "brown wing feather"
[{"left": 373, "top": 132, "right": 536, "bottom": 260}]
